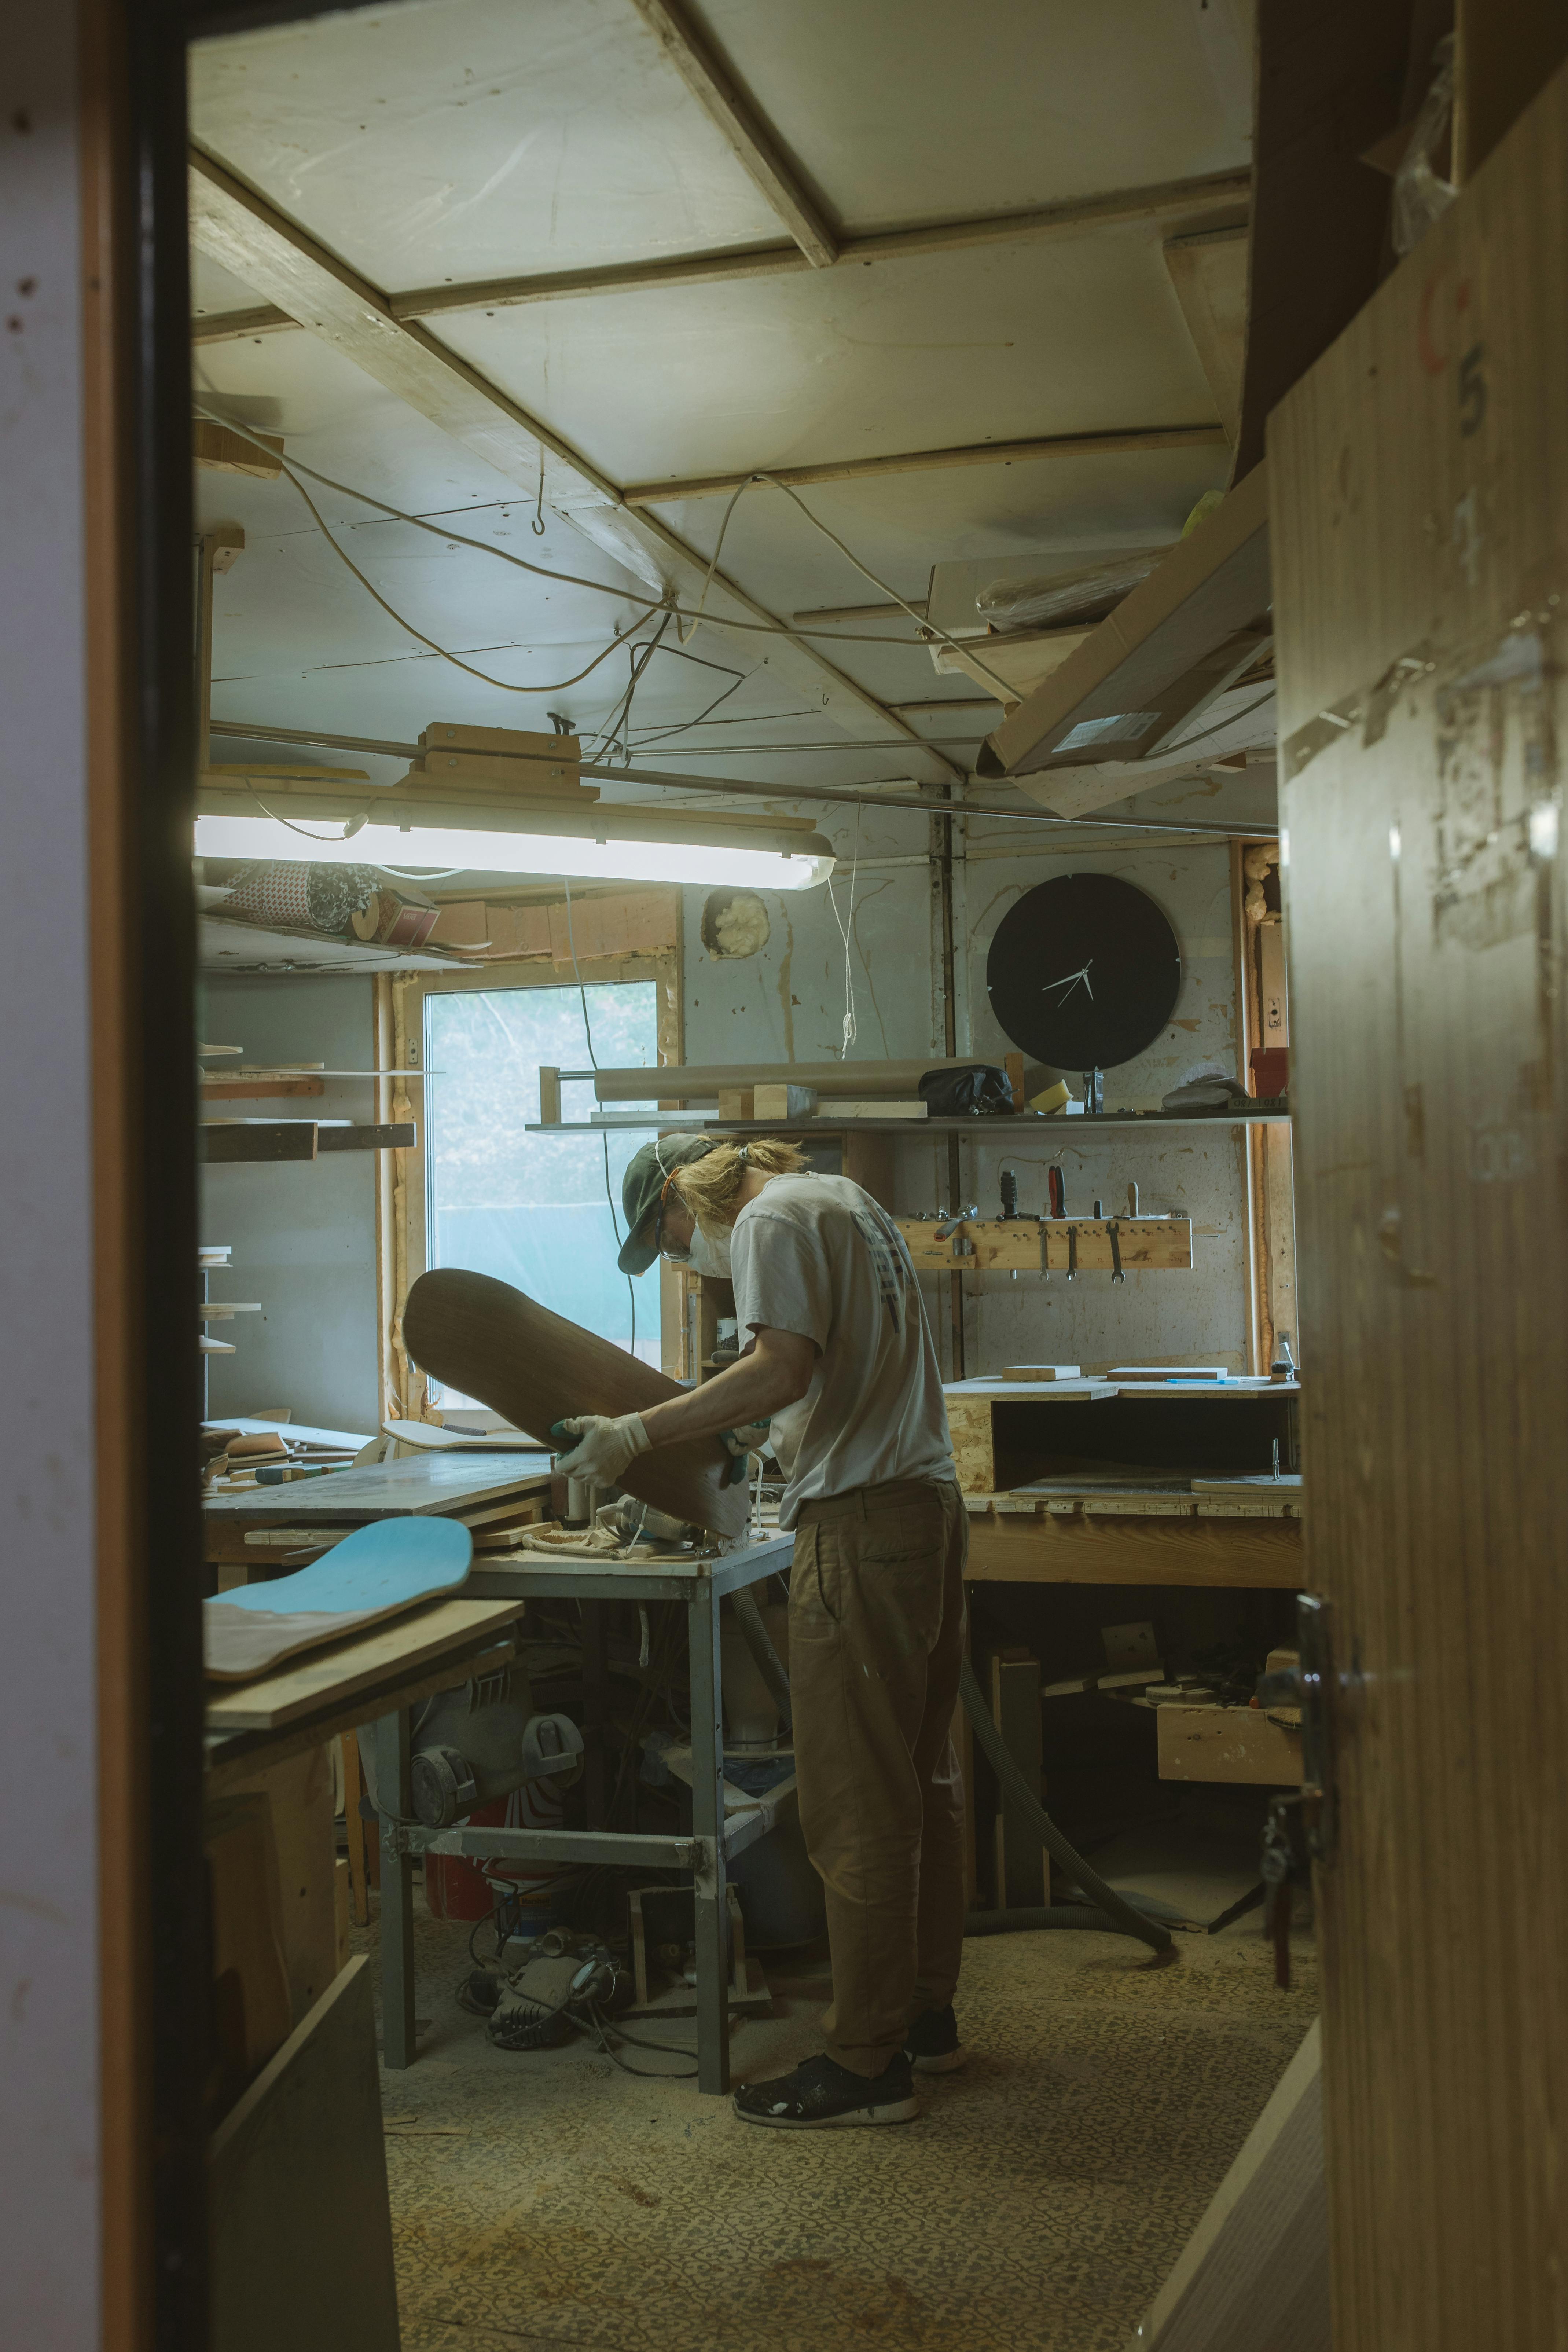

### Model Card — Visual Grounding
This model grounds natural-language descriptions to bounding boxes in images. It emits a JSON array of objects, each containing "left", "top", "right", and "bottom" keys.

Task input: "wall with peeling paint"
[{"left": 683, "top": 804, "right": 1249, "bottom": 1375}]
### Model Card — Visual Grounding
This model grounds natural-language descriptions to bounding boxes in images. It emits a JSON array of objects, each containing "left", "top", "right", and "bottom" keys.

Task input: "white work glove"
[{"left": 551, "top": 1412, "right": 651, "bottom": 1488}]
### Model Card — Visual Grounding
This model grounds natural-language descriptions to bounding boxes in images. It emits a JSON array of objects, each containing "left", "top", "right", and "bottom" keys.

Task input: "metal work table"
[{"left": 375, "top": 1532, "right": 796, "bottom": 2096}]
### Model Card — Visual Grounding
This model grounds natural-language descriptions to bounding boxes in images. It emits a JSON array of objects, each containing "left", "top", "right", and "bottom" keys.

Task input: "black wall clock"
[{"left": 985, "top": 872, "right": 1182, "bottom": 1069}]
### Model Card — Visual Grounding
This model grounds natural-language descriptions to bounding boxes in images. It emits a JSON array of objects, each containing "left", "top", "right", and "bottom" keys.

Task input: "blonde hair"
[{"left": 672, "top": 1136, "right": 810, "bottom": 1232}]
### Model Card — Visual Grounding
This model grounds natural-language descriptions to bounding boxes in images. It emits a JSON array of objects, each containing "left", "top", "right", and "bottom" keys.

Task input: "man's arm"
[{"left": 640, "top": 1327, "right": 815, "bottom": 1450}]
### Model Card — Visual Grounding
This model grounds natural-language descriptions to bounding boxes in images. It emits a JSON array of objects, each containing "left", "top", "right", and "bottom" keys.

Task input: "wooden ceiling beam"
[
  {"left": 388, "top": 168, "right": 1251, "bottom": 323},
  {"left": 625, "top": 424, "right": 1227, "bottom": 506},
  {"left": 191, "top": 169, "right": 1252, "bottom": 344},
  {"left": 185, "top": 146, "right": 954, "bottom": 777},
  {"left": 627, "top": 0, "right": 838, "bottom": 266}
]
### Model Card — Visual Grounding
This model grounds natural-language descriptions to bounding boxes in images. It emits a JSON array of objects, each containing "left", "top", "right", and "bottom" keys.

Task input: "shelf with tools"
[{"left": 900, "top": 1216, "right": 1198, "bottom": 1272}]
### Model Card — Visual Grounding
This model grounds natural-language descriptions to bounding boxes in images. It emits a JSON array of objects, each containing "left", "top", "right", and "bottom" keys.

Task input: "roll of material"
[{"left": 220, "top": 860, "right": 378, "bottom": 936}]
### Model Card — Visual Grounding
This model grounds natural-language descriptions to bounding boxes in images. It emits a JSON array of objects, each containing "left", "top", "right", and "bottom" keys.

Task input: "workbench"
[
  {"left": 203, "top": 1467, "right": 796, "bottom": 2097},
  {"left": 946, "top": 1377, "right": 1304, "bottom": 1589},
  {"left": 202, "top": 1448, "right": 554, "bottom": 1582},
  {"left": 393, "top": 1535, "right": 796, "bottom": 2094}
]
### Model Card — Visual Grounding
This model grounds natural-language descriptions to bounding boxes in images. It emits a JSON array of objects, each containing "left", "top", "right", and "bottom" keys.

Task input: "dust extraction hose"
[
  {"left": 730, "top": 1581, "right": 1171, "bottom": 1955},
  {"left": 958, "top": 1659, "right": 1172, "bottom": 1955}
]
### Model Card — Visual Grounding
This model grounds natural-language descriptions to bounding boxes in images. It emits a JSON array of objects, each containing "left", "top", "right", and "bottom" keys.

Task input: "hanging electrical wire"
[
  {"left": 189, "top": 404, "right": 933, "bottom": 646},
  {"left": 825, "top": 804, "right": 863, "bottom": 1058}
]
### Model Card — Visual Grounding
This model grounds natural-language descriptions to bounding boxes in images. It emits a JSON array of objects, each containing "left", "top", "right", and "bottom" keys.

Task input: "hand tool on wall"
[
  {"left": 1047, "top": 1166, "right": 1065, "bottom": 1218},
  {"left": 1066, "top": 1226, "right": 1078, "bottom": 1281},
  {"left": 1109, "top": 1221, "right": 1126, "bottom": 1283},
  {"left": 999, "top": 1168, "right": 1020, "bottom": 1218},
  {"left": 1093, "top": 1197, "right": 1104, "bottom": 1218},
  {"left": 1127, "top": 1181, "right": 1139, "bottom": 1216}
]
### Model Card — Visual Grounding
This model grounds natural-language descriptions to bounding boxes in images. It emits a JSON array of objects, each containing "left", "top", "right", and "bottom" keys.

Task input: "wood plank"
[
  {"left": 194, "top": 417, "right": 283, "bottom": 478},
  {"left": 379, "top": 170, "right": 1252, "bottom": 323},
  {"left": 201, "top": 1122, "right": 316, "bottom": 1163},
  {"left": 901, "top": 1216, "right": 1194, "bottom": 1271},
  {"left": 965, "top": 1511, "right": 1304, "bottom": 1588},
  {"left": 201, "top": 1076, "right": 324, "bottom": 1101},
  {"left": 204, "top": 1597, "right": 524, "bottom": 1733},
  {"left": 1232, "top": 0, "right": 1412, "bottom": 480},
  {"left": 978, "top": 459, "right": 1271, "bottom": 780},
  {"left": 1164, "top": 226, "right": 1249, "bottom": 444},
  {"left": 1135, "top": 2022, "right": 1328, "bottom": 2349},
  {"left": 402, "top": 1267, "right": 750, "bottom": 1539},
  {"left": 627, "top": 0, "right": 839, "bottom": 265},
  {"left": 204, "top": 1449, "right": 550, "bottom": 1523},
  {"left": 1156, "top": 1703, "right": 1304, "bottom": 1785},
  {"left": 209, "top": 1957, "right": 400, "bottom": 2352},
  {"left": 222, "top": 1749, "right": 338, "bottom": 2025},
  {"left": 945, "top": 1397, "right": 995, "bottom": 1496},
  {"left": 1270, "top": 57, "right": 1568, "bottom": 2348},
  {"left": 315, "top": 1122, "right": 415, "bottom": 1154},
  {"left": 992, "top": 1655, "right": 1049, "bottom": 1907},
  {"left": 623, "top": 425, "right": 1226, "bottom": 504}
]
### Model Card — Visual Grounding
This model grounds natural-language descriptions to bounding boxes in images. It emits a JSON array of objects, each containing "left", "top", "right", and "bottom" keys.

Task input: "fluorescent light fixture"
[{"left": 194, "top": 812, "right": 836, "bottom": 892}]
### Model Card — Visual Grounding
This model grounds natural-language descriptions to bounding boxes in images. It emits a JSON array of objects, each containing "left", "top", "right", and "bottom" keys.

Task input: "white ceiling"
[{"left": 190, "top": 0, "right": 1257, "bottom": 818}]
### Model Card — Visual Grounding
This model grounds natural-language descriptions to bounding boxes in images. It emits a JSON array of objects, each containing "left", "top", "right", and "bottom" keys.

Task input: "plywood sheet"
[
  {"left": 203, "top": 1448, "right": 550, "bottom": 1522},
  {"left": 209, "top": 1957, "right": 399, "bottom": 2352},
  {"left": 205, "top": 1596, "right": 522, "bottom": 1732},
  {"left": 1270, "top": 59, "right": 1568, "bottom": 2346},
  {"left": 402, "top": 1268, "right": 749, "bottom": 1538}
]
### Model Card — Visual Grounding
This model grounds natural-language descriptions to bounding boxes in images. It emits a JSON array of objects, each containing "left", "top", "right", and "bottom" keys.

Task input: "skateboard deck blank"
[
  {"left": 205, "top": 1516, "right": 474, "bottom": 1681},
  {"left": 401, "top": 1269, "right": 749, "bottom": 1540}
]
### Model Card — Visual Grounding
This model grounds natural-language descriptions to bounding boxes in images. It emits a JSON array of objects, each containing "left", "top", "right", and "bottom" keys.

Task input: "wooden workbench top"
[{"left": 203, "top": 1449, "right": 551, "bottom": 1523}]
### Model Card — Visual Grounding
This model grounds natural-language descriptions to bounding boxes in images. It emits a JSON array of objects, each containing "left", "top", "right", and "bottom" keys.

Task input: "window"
[{"left": 422, "top": 978, "right": 662, "bottom": 1399}]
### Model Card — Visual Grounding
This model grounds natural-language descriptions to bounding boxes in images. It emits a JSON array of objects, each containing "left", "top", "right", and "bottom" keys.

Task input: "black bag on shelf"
[{"left": 918, "top": 1064, "right": 1015, "bottom": 1117}]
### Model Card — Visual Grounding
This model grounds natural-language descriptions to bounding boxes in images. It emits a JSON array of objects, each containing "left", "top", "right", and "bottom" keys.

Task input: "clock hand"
[{"left": 1043, "top": 959, "right": 1094, "bottom": 1002}]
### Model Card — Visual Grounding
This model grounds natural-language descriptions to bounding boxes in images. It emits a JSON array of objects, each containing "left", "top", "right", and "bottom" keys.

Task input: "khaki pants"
[{"left": 789, "top": 1475, "right": 969, "bottom": 2076}]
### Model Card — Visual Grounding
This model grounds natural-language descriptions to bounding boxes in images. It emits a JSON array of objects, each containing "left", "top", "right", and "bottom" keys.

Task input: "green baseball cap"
[{"left": 616, "top": 1134, "right": 720, "bottom": 1276}]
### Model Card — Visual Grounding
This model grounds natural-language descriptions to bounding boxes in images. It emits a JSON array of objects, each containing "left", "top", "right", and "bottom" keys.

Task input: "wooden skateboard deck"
[
  {"left": 204, "top": 1515, "right": 474, "bottom": 1681},
  {"left": 402, "top": 1268, "right": 750, "bottom": 1540}
]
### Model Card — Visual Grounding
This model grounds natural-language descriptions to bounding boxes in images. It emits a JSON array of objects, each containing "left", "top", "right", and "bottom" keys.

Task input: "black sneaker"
[
  {"left": 903, "top": 2004, "right": 965, "bottom": 2074},
  {"left": 732, "top": 2050, "right": 919, "bottom": 2129}
]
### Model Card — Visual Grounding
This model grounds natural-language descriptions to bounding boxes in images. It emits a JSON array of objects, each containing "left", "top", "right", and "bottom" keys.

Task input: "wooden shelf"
[{"left": 527, "top": 1107, "right": 1288, "bottom": 1137}]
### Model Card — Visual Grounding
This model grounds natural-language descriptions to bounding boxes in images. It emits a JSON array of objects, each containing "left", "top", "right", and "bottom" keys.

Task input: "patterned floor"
[{"left": 362, "top": 1885, "right": 1318, "bottom": 2352}]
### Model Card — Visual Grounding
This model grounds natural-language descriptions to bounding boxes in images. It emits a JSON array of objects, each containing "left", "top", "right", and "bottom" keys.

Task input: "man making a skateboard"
[{"left": 554, "top": 1135, "right": 967, "bottom": 2129}]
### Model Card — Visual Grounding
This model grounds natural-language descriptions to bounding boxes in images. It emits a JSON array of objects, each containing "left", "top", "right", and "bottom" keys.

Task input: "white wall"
[
  {"left": 0, "top": 16, "right": 100, "bottom": 2336},
  {"left": 201, "top": 975, "right": 383, "bottom": 1436}
]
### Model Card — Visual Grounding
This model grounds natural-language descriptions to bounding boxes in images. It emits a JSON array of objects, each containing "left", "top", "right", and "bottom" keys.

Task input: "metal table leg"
[
  {"left": 687, "top": 1579, "right": 730, "bottom": 2094},
  {"left": 377, "top": 1707, "right": 416, "bottom": 2069}
]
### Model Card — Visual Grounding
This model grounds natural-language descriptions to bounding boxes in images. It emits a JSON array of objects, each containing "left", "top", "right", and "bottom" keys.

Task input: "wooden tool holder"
[{"left": 898, "top": 1216, "right": 1194, "bottom": 1272}]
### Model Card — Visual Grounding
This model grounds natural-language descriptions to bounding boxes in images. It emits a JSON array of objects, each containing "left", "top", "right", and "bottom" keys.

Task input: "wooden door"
[{"left": 1270, "top": 60, "right": 1568, "bottom": 2352}]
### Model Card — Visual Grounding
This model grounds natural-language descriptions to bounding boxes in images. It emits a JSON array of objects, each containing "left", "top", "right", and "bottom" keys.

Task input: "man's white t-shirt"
[{"left": 729, "top": 1172, "right": 955, "bottom": 1528}]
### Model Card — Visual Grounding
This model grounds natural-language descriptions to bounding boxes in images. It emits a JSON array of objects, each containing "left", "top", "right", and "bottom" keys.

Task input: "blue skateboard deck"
[{"left": 205, "top": 1515, "right": 474, "bottom": 1681}]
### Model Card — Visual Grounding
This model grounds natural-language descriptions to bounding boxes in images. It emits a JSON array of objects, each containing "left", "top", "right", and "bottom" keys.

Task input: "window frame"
[{"left": 380, "top": 930, "right": 682, "bottom": 1423}]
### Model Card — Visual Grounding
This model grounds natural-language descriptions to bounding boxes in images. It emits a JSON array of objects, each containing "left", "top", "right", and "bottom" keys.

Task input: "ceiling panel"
[
  {"left": 699, "top": 0, "right": 1255, "bottom": 232},
  {"left": 432, "top": 227, "right": 1219, "bottom": 488},
  {"left": 189, "top": 0, "right": 783, "bottom": 291}
]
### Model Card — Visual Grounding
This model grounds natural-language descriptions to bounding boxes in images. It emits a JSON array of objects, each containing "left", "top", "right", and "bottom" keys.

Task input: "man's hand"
[
  {"left": 719, "top": 1420, "right": 772, "bottom": 1484},
  {"left": 551, "top": 1413, "right": 650, "bottom": 1487}
]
